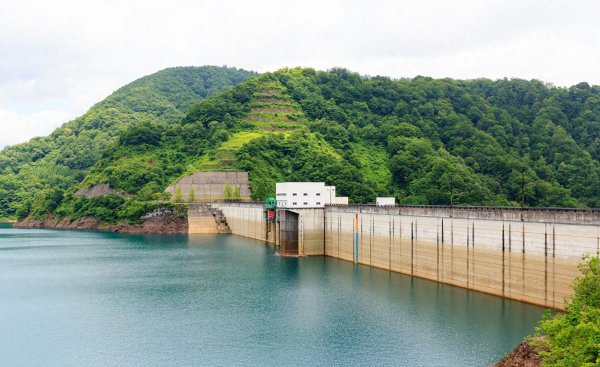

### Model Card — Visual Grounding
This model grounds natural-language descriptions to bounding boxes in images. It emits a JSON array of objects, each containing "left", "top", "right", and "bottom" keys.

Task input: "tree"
[
  {"left": 534, "top": 256, "right": 600, "bottom": 366},
  {"left": 223, "top": 183, "right": 232, "bottom": 201},
  {"left": 119, "top": 121, "right": 162, "bottom": 146},
  {"left": 187, "top": 188, "right": 196, "bottom": 202},
  {"left": 232, "top": 185, "right": 241, "bottom": 200},
  {"left": 173, "top": 187, "right": 183, "bottom": 202}
]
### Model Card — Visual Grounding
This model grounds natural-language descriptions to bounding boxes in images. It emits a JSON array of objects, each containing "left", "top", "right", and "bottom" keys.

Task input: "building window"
[
  {"left": 303, "top": 202, "right": 308, "bottom": 205},
  {"left": 276, "top": 193, "right": 286, "bottom": 196},
  {"left": 292, "top": 193, "right": 297, "bottom": 196},
  {"left": 303, "top": 193, "right": 308, "bottom": 196},
  {"left": 316, "top": 193, "right": 321, "bottom": 196},
  {"left": 316, "top": 202, "right": 321, "bottom": 205},
  {"left": 292, "top": 202, "right": 297, "bottom": 205}
]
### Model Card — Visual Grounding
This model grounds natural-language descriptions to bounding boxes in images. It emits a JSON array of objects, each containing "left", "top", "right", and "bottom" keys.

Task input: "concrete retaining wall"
[{"left": 166, "top": 171, "right": 251, "bottom": 200}]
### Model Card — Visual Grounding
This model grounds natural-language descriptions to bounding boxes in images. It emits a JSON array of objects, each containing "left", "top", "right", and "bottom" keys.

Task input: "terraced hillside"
[
  {"left": 244, "top": 82, "right": 306, "bottom": 131},
  {"left": 193, "top": 80, "right": 307, "bottom": 171}
]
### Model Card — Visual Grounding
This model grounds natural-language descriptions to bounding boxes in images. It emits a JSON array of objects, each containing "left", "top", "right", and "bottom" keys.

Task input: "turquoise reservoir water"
[{"left": 0, "top": 224, "right": 545, "bottom": 366}]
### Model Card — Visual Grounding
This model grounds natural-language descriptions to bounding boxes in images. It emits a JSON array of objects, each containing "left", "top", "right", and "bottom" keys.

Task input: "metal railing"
[
  {"left": 171, "top": 199, "right": 600, "bottom": 213},
  {"left": 325, "top": 203, "right": 600, "bottom": 213}
]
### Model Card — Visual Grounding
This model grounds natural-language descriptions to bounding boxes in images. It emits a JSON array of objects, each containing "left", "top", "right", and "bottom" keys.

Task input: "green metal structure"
[{"left": 265, "top": 197, "right": 276, "bottom": 210}]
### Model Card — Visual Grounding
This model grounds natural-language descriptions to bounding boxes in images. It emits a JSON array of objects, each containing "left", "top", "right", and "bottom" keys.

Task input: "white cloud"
[
  {"left": 0, "top": 0, "right": 599, "bottom": 147},
  {"left": 0, "top": 108, "right": 75, "bottom": 149}
]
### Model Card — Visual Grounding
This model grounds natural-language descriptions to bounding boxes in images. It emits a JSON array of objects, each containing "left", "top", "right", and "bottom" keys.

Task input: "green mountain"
[
  {"left": 5, "top": 67, "right": 600, "bottom": 223},
  {"left": 0, "top": 66, "right": 257, "bottom": 218}
]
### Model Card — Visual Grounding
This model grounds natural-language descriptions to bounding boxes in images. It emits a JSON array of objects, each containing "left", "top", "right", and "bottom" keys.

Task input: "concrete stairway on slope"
[
  {"left": 188, "top": 204, "right": 231, "bottom": 234},
  {"left": 210, "top": 207, "right": 231, "bottom": 234}
]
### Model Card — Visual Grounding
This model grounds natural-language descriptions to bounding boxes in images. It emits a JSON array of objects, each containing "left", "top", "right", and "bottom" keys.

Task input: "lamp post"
[
  {"left": 450, "top": 171, "right": 454, "bottom": 208},
  {"left": 520, "top": 168, "right": 525, "bottom": 221},
  {"left": 521, "top": 168, "right": 525, "bottom": 210}
]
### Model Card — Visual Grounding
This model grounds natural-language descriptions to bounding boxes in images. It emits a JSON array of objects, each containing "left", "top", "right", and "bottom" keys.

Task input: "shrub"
[{"left": 534, "top": 256, "right": 600, "bottom": 366}]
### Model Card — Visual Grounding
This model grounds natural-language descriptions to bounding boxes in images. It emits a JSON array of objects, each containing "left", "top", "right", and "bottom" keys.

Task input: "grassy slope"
[{"left": 351, "top": 142, "right": 392, "bottom": 195}]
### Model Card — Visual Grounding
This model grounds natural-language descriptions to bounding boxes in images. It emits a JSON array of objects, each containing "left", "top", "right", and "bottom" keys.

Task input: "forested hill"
[
  {"left": 214, "top": 69, "right": 600, "bottom": 207},
  {"left": 0, "top": 66, "right": 257, "bottom": 218},
  {"left": 6, "top": 67, "right": 600, "bottom": 223}
]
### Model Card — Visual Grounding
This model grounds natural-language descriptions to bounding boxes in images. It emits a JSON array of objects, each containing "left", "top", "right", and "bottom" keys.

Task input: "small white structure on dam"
[
  {"left": 276, "top": 182, "right": 345, "bottom": 208},
  {"left": 333, "top": 196, "right": 349, "bottom": 205},
  {"left": 376, "top": 197, "right": 396, "bottom": 206}
]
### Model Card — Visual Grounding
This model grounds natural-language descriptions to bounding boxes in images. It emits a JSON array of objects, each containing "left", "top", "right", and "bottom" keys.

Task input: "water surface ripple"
[{"left": 0, "top": 224, "right": 544, "bottom": 366}]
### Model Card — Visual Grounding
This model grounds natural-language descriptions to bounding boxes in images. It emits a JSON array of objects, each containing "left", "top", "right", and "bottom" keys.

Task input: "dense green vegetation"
[
  {"left": 0, "top": 66, "right": 256, "bottom": 219},
  {"left": 1, "top": 66, "right": 599, "bottom": 223},
  {"left": 238, "top": 68, "right": 599, "bottom": 207},
  {"left": 279, "top": 68, "right": 600, "bottom": 206},
  {"left": 534, "top": 256, "right": 599, "bottom": 366}
]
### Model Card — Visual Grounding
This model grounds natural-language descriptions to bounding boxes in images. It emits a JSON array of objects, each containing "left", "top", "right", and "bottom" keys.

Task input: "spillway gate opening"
[{"left": 278, "top": 210, "right": 299, "bottom": 256}]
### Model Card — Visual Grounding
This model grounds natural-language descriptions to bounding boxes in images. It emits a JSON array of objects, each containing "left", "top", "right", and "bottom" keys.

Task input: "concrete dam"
[{"left": 189, "top": 202, "right": 600, "bottom": 310}]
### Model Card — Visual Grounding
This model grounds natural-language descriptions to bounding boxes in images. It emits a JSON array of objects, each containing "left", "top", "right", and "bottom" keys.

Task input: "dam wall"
[
  {"left": 325, "top": 205, "right": 600, "bottom": 309},
  {"left": 189, "top": 202, "right": 599, "bottom": 309}
]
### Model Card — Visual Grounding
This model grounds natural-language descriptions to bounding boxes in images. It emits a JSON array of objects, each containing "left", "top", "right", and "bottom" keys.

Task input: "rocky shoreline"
[
  {"left": 14, "top": 213, "right": 188, "bottom": 234},
  {"left": 491, "top": 338, "right": 544, "bottom": 367}
]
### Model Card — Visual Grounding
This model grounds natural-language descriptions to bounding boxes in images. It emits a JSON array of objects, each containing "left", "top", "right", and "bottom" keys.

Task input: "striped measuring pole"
[{"left": 354, "top": 213, "right": 359, "bottom": 264}]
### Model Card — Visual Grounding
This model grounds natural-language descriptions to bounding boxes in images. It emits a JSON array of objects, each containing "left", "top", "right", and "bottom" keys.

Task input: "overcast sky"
[{"left": 0, "top": 0, "right": 598, "bottom": 148}]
